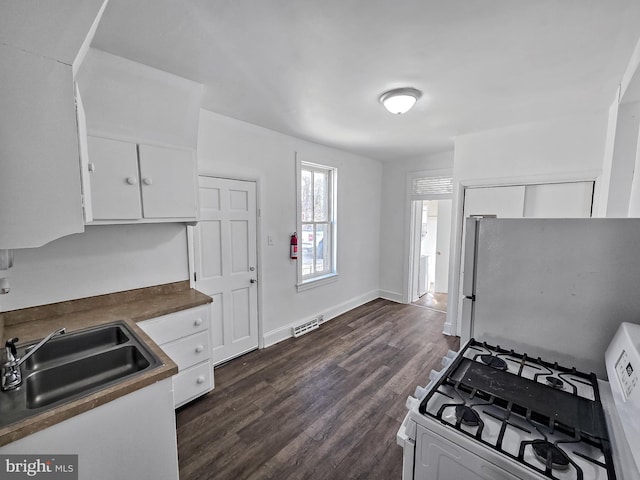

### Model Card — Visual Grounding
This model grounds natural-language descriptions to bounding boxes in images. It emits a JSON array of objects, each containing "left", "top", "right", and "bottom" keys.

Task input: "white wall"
[
  {"left": 197, "top": 110, "right": 382, "bottom": 344},
  {"left": 607, "top": 101, "right": 640, "bottom": 216},
  {"left": 378, "top": 152, "right": 454, "bottom": 302},
  {"left": 446, "top": 111, "right": 610, "bottom": 335},
  {"left": 0, "top": 224, "right": 189, "bottom": 312},
  {"left": 77, "top": 48, "right": 203, "bottom": 149}
]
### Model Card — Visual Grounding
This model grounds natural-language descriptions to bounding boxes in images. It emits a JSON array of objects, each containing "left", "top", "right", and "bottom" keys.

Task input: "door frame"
[
  {"left": 187, "top": 173, "right": 265, "bottom": 349},
  {"left": 404, "top": 168, "right": 453, "bottom": 304}
]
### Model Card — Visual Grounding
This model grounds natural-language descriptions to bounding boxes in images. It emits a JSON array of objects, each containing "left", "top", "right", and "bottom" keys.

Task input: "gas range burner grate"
[
  {"left": 530, "top": 440, "right": 571, "bottom": 471},
  {"left": 546, "top": 376, "right": 564, "bottom": 389},
  {"left": 418, "top": 339, "right": 617, "bottom": 480},
  {"left": 454, "top": 405, "right": 481, "bottom": 427},
  {"left": 479, "top": 354, "right": 508, "bottom": 370}
]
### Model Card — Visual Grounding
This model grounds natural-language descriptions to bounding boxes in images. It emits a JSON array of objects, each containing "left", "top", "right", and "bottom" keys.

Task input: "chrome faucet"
[{"left": 2, "top": 328, "right": 66, "bottom": 391}]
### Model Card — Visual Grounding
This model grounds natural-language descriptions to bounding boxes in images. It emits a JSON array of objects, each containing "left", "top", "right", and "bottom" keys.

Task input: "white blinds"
[{"left": 412, "top": 176, "right": 453, "bottom": 197}]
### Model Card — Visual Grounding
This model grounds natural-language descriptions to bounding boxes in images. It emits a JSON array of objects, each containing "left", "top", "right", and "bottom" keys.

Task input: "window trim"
[{"left": 296, "top": 156, "right": 338, "bottom": 290}]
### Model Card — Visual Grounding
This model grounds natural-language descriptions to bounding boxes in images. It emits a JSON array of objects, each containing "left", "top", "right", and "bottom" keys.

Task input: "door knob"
[{"left": 250, "top": 278, "right": 257, "bottom": 284}]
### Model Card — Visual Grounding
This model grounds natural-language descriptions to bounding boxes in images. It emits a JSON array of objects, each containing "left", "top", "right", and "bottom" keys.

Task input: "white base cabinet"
[
  {"left": 0, "top": 378, "right": 179, "bottom": 480},
  {"left": 139, "top": 305, "right": 214, "bottom": 408}
]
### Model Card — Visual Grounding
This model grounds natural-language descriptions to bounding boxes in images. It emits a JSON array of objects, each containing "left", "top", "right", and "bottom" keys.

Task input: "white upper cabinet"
[
  {"left": 0, "top": 45, "right": 84, "bottom": 249},
  {"left": 138, "top": 145, "right": 197, "bottom": 219},
  {"left": 87, "top": 136, "right": 197, "bottom": 222},
  {"left": 0, "top": 1, "right": 108, "bottom": 249},
  {"left": 77, "top": 49, "right": 202, "bottom": 225},
  {"left": 88, "top": 136, "right": 142, "bottom": 220}
]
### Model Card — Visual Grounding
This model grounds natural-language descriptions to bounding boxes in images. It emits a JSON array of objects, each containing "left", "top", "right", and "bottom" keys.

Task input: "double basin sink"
[{"left": 0, "top": 322, "right": 161, "bottom": 428}]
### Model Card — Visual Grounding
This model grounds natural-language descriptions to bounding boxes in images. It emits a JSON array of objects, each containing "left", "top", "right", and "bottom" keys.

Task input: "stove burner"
[
  {"left": 531, "top": 440, "right": 571, "bottom": 470},
  {"left": 479, "top": 354, "right": 508, "bottom": 371},
  {"left": 454, "top": 405, "right": 480, "bottom": 426},
  {"left": 546, "top": 376, "right": 564, "bottom": 389}
]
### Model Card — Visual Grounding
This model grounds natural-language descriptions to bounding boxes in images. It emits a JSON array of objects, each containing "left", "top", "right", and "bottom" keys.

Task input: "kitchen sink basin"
[
  {"left": 23, "top": 324, "right": 130, "bottom": 371},
  {"left": 26, "top": 346, "right": 151, "bottom": 409},
  {"left": 0, "top": 321, "right": 161, "bottom": 428}
]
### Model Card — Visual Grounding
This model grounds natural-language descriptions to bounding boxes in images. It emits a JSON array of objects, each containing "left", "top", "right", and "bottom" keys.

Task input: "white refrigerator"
[{"left": 461, "top": 217, "right": 640, "bottom": 379}]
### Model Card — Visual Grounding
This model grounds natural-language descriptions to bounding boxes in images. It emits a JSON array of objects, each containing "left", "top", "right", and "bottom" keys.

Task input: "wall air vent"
[{"left": 292, "top": 318, "right": 319, "bottom": 338}]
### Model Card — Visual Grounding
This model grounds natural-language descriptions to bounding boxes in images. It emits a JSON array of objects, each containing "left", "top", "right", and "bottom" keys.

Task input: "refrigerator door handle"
[{"left": 462, "top": 217, "right": 481, "bottom": 297}]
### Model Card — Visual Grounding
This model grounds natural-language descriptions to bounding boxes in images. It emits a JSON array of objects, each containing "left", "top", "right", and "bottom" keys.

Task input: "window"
[{"left": 297, "top": 159, "right": 337, "bottom": 289}]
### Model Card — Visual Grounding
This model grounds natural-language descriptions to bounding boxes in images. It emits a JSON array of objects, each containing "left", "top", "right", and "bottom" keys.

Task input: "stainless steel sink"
[
  {"left": 23, "top": 324, "right": 130, "bottom": 371},
  {"left": 26, "top": 345, "right": 151, "bottom": 409},
  {"left": 0, "top": 321, "right": 161, "bottom": 428}
]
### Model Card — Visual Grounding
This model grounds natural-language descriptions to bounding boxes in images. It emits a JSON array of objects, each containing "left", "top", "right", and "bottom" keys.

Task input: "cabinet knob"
[
  {"left": 195, "top": 345, "right": 204, "bottom": 353},
  {"left": 142, "top": 177, "right": 153, "bottom": 185},
  {"left": 126, "top": 177, "right": 138, "bottom": 185},
  {"left": 194, "top": 318, "right": 203, "bottom": 327},
  {"left": 196, "top": 376, "right": 205, "bottom": 384}
]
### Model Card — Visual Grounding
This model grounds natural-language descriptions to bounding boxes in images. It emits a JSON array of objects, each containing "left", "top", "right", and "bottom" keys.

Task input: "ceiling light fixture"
[{"left": 379, "top": 87, "right": 422, "bottom": 114}]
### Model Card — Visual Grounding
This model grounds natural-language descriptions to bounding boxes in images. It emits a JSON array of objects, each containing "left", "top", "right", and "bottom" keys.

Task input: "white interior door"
[{"left": 194, "top": 176, "right": 259, "bottom": 365}]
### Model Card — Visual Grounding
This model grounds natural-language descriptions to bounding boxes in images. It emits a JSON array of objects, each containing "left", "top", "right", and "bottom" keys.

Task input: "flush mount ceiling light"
[{"left": 379, "top": 87, "right": 422, "bottom": 114}]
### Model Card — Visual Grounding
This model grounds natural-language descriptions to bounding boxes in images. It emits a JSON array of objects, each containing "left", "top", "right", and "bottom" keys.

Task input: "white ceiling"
[{"left": 91, "top": 0, "right": 640, "bottom": 161}]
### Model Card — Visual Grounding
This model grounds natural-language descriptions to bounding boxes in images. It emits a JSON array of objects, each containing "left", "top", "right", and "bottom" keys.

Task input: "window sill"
[{"left": 296, "top": 273, "right": 339, "bottom": 292}]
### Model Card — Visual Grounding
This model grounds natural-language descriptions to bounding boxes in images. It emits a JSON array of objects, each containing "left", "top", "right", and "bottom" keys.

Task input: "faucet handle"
[{"left": 5, "top": 338, "right": 18, "bottom": 362}]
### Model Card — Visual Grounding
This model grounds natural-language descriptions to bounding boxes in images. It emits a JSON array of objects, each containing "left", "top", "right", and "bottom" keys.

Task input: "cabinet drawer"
[
  {"left": 140, "top": 305, "right": 209, "bottom": 344},
  {"left": 163, "top": 330, "right": 210, "bottom": 371},
  {"left": 173, "top": 362, "right": 213, "bottom": 407}
]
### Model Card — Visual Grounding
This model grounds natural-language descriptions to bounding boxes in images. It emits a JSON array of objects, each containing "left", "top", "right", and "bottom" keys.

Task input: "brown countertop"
[{"left": 0, "top": 281, "right": 212, "bottom": 446}]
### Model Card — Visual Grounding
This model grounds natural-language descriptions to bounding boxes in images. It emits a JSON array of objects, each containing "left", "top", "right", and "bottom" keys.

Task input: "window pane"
[
  {"left": 301, "top": 223, "right": 314, "bottom": 275},
  {"left": 301, "top": 170, "right": 313, "bottom": 222},
  {"left": 314, "top": 171, "right": 328, "bottom": 222},
  {"left": 315, "top": 223, "right": 329, "bottom": 273}
]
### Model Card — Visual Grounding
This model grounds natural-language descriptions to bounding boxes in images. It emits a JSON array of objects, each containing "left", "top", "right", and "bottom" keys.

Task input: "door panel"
[
  {"left": 194, "top": 177, "right": 258, "bottom": 365},
  {"left": 230, "top": 220, "right": 249, "bottom": 273},
  {"left": 523, "top": 181, "right": 593, "bottom": 217},
  {"left": 463, "top": 185, "right": 526, "bottom": 218},
  {"left": 232, "top": 287, "right": 251, "bottom": 340},
  {"left": 201, "top": 220, "right": 222, "bottom": 277},
  {"left": 87, "top": 136, "right": 141, "bottom": 220},
  {"left": 210, "top": 293, "right": 223, "bottom": 349},
  {"left": 138, "top": 144, "right": 197, "bottom": 219}
]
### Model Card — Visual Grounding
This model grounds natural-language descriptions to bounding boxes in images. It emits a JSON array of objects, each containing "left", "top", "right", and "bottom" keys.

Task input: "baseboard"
[
  {"left": 262, "top": 289, "right": 380, "bottom": 348},
  {"left": 442, "top": 321, "right": 454, "bottom": 336},
  {"left": 378, "top": 289, "right": 404, "bottom": 303}
]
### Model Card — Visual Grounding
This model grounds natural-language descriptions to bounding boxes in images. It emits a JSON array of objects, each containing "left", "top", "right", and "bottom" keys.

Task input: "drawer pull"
[
  {"left": 196, "top": 376, "right": 205, "bottom": 384},
  {"left": 195, "top": 345, "right": 204, "bottom": 353},
  {"left": 193, "top": 318, "right": 203, "bottom": 327}
]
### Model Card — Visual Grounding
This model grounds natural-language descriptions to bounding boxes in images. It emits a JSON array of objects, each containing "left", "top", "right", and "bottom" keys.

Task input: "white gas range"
[{"left": 397, "top": 322, "right": 640, "bottom": 480}]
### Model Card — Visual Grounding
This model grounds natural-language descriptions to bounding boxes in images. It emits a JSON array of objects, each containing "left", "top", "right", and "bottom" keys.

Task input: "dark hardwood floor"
[{"left": 176, "top": 298, "right": 460, "bottom": 480}]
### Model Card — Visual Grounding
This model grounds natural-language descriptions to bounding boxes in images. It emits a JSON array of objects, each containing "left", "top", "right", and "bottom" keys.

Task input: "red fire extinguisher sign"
[{"left": 290, "top": 232, "right": 298, "bottom": 259}]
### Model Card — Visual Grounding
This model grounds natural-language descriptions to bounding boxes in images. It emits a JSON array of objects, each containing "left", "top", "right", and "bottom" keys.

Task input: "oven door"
[
  {"left": 414, "top": 424, "right": 527, "bottom": 480},
  {"left": 397, "top": 411, "right": 416, "bottom": 480}
]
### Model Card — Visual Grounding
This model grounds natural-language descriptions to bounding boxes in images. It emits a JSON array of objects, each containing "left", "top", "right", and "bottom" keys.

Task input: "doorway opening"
[{"left": 409, "top": 199, "right": 451, "bottom": 313}]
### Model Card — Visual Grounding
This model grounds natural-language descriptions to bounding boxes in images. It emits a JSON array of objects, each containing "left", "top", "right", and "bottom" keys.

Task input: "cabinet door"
[
  {"left": 138, "top": 144, "right": 197, "bottom": 219},
  {"left": 0, "top": 45, "right": 84, "bottom": 248},
  {"left": 87, "top": 136, "right": 142, "bottom": 220},
  {"left": 523, "top": 181, "right": 593, "bottom": 217}
]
